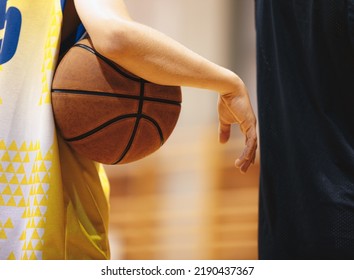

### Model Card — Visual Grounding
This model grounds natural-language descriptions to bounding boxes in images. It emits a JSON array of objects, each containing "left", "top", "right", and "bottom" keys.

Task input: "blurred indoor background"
[{"left": 104, "top": 0, "right": 259, "bottom": 260}]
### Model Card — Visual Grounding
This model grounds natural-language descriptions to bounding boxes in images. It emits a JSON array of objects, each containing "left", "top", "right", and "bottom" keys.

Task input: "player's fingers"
[
  {"left": 235, "top": 147, "right": 255, "bottom": 173},
  {"left": 235, "top": 128, "right": 257, "bottom": 172},
  {"left": 219, "top": 122, "right": 231, "bottom": 144},
  {"left": 239, "top": 141, "right": 257, "bottom": 173},
  {"left": 239, "top": 158, "right": 253, "bottom": 174}
]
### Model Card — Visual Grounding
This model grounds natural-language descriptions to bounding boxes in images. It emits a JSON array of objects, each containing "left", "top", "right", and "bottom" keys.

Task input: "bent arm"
[
  {"left": 73, "top": 0, "right": 241, "bottom": 94},
  {"left": 73, "top": 0, "right": 257, "bottom": 172}
]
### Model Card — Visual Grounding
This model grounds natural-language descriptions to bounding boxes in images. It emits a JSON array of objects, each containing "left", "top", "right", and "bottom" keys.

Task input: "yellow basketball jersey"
[{"left": 0, "top": 0, "right": 110, "bottom": 259}]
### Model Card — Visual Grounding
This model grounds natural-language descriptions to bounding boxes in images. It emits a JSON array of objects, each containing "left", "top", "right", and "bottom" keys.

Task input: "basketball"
[{"left": 51, "top": 38, "right": 182, "bottom": 165}]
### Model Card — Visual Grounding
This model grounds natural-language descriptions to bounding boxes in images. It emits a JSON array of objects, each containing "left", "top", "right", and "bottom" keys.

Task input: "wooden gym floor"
[{"left": 105, "top": 129, "right": 259, "bottom": 260}]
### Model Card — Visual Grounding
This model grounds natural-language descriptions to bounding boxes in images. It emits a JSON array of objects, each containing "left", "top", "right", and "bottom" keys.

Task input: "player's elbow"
[{"left": 90, "top": 19, "right": 132, "bottom": 59}]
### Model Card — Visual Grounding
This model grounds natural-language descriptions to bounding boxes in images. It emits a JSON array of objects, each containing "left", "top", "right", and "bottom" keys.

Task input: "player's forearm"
[
  {"left": 74, "top": 0, "right": 245, "bottom": 95},
  {"left": 92, "top": 19, "right": 242, "bottom": 95}
]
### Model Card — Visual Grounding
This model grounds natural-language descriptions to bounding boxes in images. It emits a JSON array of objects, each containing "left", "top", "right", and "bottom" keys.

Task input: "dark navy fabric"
[
  {"left": 59, "top": 0, "right": 86, "bottom": 57},
  {"left": 255, "top": 0, "right": 354, "bottom": 259},
  {"left": 61, "top": 0, "right": 66, "bottom": 10}
]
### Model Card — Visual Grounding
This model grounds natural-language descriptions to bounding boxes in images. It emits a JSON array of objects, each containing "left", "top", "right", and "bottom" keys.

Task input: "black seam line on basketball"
[
  {"left": 74, "top": 43, "right": 144, "bottom": 83},
  {"left": 111, "top": 115, "right": 165, "bottom": 165},
  {"left": 63, "top": 113, "right": 164, "bottom": 144},
  {"left": 141, "top": 115, "right": 164, "bottom": 144},
  {"left": 112, "top": 80, "right": 146, "bottom": 164},
  {"left": 52, "top": 89, "right": 181, "bottom": 106},
  {"left": 64, "top": 114, "right": 138, "bottom": 142}
]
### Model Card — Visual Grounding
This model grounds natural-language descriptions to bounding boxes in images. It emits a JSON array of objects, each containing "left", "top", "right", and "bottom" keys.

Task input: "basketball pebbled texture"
[{"left": 51, "top": 38, "right": 182, "bottom": 165}]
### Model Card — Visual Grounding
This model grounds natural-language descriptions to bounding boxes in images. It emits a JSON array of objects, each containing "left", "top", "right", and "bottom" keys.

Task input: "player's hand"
[{"left": 218, "top": 81, "right": 257, "bottom": 173}]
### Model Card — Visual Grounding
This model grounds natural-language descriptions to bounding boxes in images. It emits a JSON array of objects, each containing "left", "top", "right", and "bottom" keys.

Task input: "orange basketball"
[{"left": 51, "top": 38, "right": 182, "bottom": 164}]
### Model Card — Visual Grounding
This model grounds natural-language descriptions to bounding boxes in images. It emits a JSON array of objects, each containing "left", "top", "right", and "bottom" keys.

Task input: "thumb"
[{"left": 219, "top": 122, "right": 231, "bottom": 144}]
